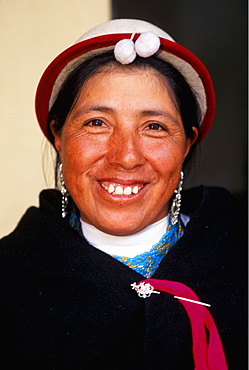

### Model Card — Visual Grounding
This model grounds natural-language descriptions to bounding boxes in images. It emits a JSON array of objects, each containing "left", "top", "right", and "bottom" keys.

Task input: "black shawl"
[{"left": 0, "top": 186, "right": 247, "bottom": 369}]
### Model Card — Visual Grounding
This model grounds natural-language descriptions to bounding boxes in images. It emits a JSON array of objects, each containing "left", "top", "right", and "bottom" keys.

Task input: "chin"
[{"left": 96, "top": 221, "right": 144, "bottom": 236}]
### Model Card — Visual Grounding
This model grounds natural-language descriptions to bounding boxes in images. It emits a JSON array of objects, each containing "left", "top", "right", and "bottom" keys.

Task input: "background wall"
[
  {"left": 113, "top": 0, "right": 247, "bottom": 196},
  {"left": 0, "top": 0, "right": 110, "bottom": 238}
]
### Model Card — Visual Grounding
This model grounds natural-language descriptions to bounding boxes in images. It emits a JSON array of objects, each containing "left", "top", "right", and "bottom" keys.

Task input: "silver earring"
[
  {"left": 59, "top": 163, "right": 69, "bottom": 218},
  {"left": 170, "top": 171, "right": 184, "bottom": 225}
]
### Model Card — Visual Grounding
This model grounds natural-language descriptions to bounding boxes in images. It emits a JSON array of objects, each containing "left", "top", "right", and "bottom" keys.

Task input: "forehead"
[
  {"left": 69, "top": 66, "right": 181, "bottom": 127},
  {"left": 81, "top": 63, "right": 173, "bottom": 99},
  {"left": 75, "top": 64, "right": 179, "bottom": 118},
  {"left": 92, "top": 61, "right": 169, "bottom": 82}
]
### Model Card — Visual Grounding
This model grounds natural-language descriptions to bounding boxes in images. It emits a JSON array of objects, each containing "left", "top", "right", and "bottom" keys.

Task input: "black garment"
[{"left": 0, "top": 186, "right": 247, "bottom": 369}]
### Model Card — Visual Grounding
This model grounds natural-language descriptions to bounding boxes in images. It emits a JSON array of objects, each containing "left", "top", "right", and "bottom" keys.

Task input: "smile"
[{"left": 101, "top": 183, "right": 144, "bottom": 195}]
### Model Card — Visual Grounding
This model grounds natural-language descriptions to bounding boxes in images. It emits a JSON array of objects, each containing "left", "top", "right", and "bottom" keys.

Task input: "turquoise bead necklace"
[{"left": 111, "top": 217, "right": 183, "bottom": 278}]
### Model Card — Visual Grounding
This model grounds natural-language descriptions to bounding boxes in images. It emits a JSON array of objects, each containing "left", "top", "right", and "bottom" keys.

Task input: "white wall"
[{"left": 0, "top": 0, "right": 111, "bottom": 238}]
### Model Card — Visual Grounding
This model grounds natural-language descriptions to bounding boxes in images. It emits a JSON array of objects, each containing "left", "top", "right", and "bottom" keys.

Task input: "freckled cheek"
[
  {"left": 61, "top": 138, "right": 106, "bottom": 181},
  {"left": 148, "top": 147, "right": 184, "bottom": 182},
  {"left": 146, "top": 145, "right": 177, "bottom": 166}
]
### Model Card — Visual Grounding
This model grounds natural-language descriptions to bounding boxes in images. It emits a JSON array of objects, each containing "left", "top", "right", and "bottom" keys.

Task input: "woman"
[{"left": 0, "top": 19, "right": 246, "bottom": 369}]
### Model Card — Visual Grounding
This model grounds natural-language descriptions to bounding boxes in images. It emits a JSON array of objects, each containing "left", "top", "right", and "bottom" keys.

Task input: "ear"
[
  {"left": 50, "top": 120, "right": 62, "bottom": 154},
  {"left": 184, "top": 126, "right": 199, "bottom": 159}
]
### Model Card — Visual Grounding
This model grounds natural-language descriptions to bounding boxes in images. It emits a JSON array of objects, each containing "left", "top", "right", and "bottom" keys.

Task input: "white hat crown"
[{"left": 76, "top": 19, "right": 175, "bottom": 44}]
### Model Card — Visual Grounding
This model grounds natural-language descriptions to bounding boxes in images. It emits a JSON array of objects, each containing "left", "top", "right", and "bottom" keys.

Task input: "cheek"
[
  {"left": 145, "top": 141, "right": 186, "bottom": 176},
  {"left": 61, "top": 135, "right": 98, "bottom": 165},
  {"left": 60, "top": 136, "right": 107, "bottom": 188}
]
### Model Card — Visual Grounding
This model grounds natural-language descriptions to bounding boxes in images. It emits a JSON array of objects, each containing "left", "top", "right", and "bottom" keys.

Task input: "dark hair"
[{"left": 48, "top": 51, "right": 201, "bottom": 170}]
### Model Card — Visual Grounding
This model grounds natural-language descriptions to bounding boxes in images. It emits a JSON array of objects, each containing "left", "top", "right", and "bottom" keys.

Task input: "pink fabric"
[{"left": 140, "top": 279, "right": 228, "bottom": 370}]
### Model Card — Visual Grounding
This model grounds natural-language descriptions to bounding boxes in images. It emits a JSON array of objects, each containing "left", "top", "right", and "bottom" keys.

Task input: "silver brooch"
[{"left": 131, "top": 282, "right": 160, "bottom": 298}]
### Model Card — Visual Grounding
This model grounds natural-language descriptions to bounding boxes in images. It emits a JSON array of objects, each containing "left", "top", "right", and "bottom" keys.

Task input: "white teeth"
[
  {"left": 102, "top": 183, "right": 142, "bottom": 195},
  {"left": 115, "top": 186, "right": 123, "bottom": 195},
  {"left": 123, "top": 186, "right": 132, "bottom": 195},
  {"left": 132, "top": 186, "right": 139, "bottom": 194},
  {"left": 108, "top": 184, "right": 115, "bottom": 193}
]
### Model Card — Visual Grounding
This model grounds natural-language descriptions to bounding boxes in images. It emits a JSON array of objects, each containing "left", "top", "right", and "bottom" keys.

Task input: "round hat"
[{"left": 35, "top": 18, "right": 216, "bottom": 142}]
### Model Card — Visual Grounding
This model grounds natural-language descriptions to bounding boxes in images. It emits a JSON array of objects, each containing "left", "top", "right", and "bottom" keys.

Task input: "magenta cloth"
[{"left": 140, "top": 279, "right": 228, "bottom": 370}]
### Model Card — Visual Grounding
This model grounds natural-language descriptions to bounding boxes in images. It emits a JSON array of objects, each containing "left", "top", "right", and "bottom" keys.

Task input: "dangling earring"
[
  {"left": 170, "top": 171, "right": 184, "bottom": 225},
  {"left": 59, "top": 163, "right": 69, "bottom": 218}
]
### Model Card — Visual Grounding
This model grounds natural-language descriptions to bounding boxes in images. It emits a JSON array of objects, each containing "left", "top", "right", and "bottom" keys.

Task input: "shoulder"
[
  {"left": 181, "top": 185, "right": 246, "bottom": 259},
  {"left": 0, "top": 189, "right": 65, "bottom": 261},
  {"left": 0, "top": 190, "right": 85, "bottom": 287},
  {"left": 182, "top": 185, "right": 243, "bottom": 219},
  {"left": 0, "top": 189, "right": 61, "bottom": 240}
]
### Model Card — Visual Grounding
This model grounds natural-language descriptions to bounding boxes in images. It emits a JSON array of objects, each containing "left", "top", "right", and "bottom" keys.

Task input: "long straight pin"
[{"left": 174, "top": 296, "right": 211, "bottom": 307}]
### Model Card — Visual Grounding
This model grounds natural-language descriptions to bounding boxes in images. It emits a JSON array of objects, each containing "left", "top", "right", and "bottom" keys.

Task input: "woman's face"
[{"left": 54, "top": 66, "right": 197, "bottom": 236}]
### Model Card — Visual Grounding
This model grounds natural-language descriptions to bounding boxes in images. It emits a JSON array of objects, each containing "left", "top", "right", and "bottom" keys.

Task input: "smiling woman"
[
  {"left": 0, "top": 18, "right": 246, "bottom": 369},
  {"left": 51, "top": 64, "right": 197, "bottom": 236}
]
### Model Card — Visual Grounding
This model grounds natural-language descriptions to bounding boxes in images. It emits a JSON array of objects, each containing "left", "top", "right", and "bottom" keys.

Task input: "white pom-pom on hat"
[
  {"left": 114, "top": 32, "right": 160, "bottom": 65},
  {"left": 114, "top": 39, "right": 136, "bottom": 65},
  {"left": 135, "top": 31, "right": 160, "bottom": 57}
]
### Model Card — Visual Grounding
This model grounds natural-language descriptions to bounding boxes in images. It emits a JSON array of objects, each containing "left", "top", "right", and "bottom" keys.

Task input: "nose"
[{"left": 106, "top": 130, "right": 145, "bottom": 170}]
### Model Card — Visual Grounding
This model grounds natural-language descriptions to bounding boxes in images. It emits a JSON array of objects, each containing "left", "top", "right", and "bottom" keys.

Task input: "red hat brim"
[{"left": 35, "top": 33, "right": 215, "bottom": 143}]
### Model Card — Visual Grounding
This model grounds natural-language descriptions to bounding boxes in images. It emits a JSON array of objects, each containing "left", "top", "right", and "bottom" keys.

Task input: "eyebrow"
[
  {"left": 140, "top": 109, "right": 180, "bottom": 125},
  {"left": 71, "top": 106, "right": 113, "bottom": 120},
  {"left": 71, "top": 105, "right": 180, "bottom": 125}
]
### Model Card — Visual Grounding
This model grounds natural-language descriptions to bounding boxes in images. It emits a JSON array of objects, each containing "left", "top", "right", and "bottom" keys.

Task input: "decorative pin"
[
  {"left": 131, "top": 282, "right": 160, "bottom": 298},
  {"left": 174, "top": 295, "right": 211, "bottom": 307}
]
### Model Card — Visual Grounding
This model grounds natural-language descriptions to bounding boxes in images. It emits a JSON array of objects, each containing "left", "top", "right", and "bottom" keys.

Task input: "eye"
[
  {"left": 85, "top": 119, "right": 105, "bottom": 127},
  {"left": 146, "top": 123, "right": 166, "bottom": 131}
]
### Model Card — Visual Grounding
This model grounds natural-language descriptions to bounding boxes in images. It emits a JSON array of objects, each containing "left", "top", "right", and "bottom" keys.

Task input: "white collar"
[
  {"left": 81, "top": 216, "right": 169, "bottom": 257},
  {"left": 81, "top": 214, "right": 189, "bottom": 258}
]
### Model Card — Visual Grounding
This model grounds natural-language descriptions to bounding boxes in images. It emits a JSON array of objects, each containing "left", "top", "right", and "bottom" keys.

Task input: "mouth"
[{"left": 100, "top": 181, "right": 144, "bottom": 196}]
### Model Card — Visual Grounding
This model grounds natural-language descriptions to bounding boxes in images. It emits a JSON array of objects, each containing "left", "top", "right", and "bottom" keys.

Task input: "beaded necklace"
[
  {"left": 111, "top": 218, "right": 183, "bottom": 278},
  {"left": 69, "top": 212, "right": 81, "bottom": 233}
]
